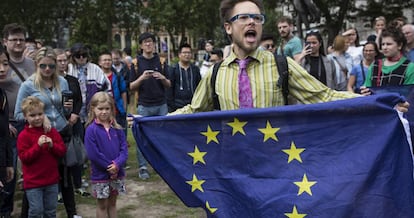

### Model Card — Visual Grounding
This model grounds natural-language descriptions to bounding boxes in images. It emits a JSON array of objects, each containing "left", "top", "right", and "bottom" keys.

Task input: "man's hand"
[
  {"left": 396, "top": 101, "right": 410, "bottom": 113},
  {"left": 6, "top": 167, "right": 14, "bottom": 183},
  {"left": 9, "top": 123, "right": 17, "bottom": 138},
  {"left": 68, "top": 113, "right": 79, "bottom": 126}
]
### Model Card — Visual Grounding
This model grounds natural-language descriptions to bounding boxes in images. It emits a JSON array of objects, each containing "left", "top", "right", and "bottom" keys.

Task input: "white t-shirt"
[{"left": 347, "top": 46, "right": 363, "bottom": 66}]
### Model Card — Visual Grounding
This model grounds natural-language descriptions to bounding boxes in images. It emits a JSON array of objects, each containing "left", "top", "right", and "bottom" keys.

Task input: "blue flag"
[
  {"left": 132, "top": 94, "right": 414, "bottom": 218},
  {"left": 371, "top": 84, "right": 414, "bottom": 127}
]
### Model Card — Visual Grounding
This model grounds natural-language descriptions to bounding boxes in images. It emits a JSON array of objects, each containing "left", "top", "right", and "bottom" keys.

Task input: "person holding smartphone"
[
  {"left": 298, "top": 30, "right": 341, "bottom": 90},
  {"left": 129, "top": 32, "right": 171, "bottom": 180}
]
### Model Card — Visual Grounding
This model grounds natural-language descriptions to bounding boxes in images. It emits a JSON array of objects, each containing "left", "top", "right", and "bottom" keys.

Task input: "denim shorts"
[{"left": 91, "top": 179, "right": 126, "bottom": 199}]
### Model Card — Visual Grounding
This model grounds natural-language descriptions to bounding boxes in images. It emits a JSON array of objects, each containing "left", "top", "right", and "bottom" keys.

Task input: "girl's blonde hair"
[
  {"left": 21, "top": 96, "right": 45, "bottom": 115},
  {"left": 33, "top": 46, "right": 61, "bottom": 93},
  {"left": 85, "top": 92, "right": 122, "bottom": 129}
]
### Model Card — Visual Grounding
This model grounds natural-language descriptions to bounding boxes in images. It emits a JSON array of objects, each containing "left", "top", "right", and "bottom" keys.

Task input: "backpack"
[{"left": 211, "top": 54, "right": 289, "bottom": 110}]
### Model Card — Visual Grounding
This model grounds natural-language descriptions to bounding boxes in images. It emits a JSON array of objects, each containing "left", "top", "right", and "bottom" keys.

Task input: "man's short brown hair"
[
  {"left": 219, "top": 0, "right": 264, "bottom": 24},
  {"left": 2, "top": 23, "right": 26, "bottom": 39}
]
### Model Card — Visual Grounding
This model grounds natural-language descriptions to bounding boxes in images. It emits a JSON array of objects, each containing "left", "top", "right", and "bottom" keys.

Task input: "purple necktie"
[{"left": 236, "top": 58, "right": 253, "bottom": 108}]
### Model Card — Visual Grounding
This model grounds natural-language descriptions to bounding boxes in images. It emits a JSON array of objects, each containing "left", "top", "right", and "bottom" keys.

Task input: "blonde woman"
[{"left": 14, "top": 46, "right": 71, "bottom": 134}]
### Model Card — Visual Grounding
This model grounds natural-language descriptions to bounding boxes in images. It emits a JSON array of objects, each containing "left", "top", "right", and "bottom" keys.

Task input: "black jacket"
[
  {"left": 64, "top": 74, "right": 82, "bottom": 115},
  {"left": 167, "top": 63, "right": 201, "bottom": 112},
  {"left": 0, "top": 88, "right": 12, "bottom": 167}
]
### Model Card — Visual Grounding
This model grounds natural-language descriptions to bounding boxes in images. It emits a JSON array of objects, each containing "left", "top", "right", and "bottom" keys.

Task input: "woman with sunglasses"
[
  {"left": 67, "top": 43, "right": 111, "bottom": 125},
  {"left": 15, "top": 46, "right": 71, "bottom": 133},
  {"left": 298, "top": 30, "right": 340, "bottom": 90}
]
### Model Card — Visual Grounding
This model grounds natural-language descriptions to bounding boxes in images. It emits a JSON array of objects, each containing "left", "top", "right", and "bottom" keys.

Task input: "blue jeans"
[
  {"left": 25, "top": 184, "right": 58, "bottom": 218},
  {"left": 135, "top": 104, "right": 168, "bottom": 169}
]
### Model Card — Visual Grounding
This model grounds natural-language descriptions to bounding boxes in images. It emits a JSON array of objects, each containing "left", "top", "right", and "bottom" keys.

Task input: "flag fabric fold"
[{"left": 132, "top": 93, "right": 414, "bottom": 218}]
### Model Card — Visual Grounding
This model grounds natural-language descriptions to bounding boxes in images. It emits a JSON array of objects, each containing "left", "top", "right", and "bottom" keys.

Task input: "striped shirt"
[{"left": 172, "top": 49, "right": 359, "bottom": 114}]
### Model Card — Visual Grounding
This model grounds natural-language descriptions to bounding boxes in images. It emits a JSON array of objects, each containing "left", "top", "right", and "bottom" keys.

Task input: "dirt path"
[{"left": 75, "top": 173, "right": 206, "bottom": 218}]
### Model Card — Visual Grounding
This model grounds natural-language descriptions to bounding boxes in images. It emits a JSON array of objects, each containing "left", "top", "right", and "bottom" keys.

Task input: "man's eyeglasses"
[
  {"left": 39, "top": 64, "right": 56, "bottom": 69},
  {"left": 263, "top": 44, "right": 274, "bottom": 49},
  {"left": 8, "top": 38, "right": 25, "bottom": 43},
  {"left": 229, "top": 14, "right": 265, "bottom": 24},
  {"left": 74, "top": 53, "right": 87, "bottom": 59}
]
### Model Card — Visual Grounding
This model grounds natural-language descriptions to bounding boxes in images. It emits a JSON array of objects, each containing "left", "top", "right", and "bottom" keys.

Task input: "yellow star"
[
  {"left": 227, "top": 118, "right": 248, "bottom": 136},
  {"left": 258, "top": 121, "right": 280, "bottom": 142},
  {"left": 284, "top": 205, "right": 307, "bottom": 218},
  {"left": 187, "top": 145, "right": 207, "bottom": 165},
  {"left": 201, "top": 125, "right": 220, "bottom": 144},
  {"left": 294, "top": 174, "right": 317, "bottom": 196},
  {"left": 186, "top": 174, "right": 205, "bottom": 192},
  {"left": 282, "top": 141, "right": 306, "bottom": 163},
  {"left": 206, "top": 201, "right": 218, "bottom": 213}
]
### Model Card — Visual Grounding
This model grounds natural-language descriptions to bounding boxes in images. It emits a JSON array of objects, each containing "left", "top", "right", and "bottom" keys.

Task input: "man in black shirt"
[{"left": 129, "top": 32, "right": 171, "bottom": 179}]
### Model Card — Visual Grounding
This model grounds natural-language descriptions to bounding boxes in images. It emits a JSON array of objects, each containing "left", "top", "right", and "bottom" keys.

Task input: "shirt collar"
[{"left": 222, "top": 48, "right": 265, "bottom": 67}]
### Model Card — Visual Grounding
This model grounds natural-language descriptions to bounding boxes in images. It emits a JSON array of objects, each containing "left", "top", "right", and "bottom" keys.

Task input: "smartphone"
[{"left": 305, "top": 42, "right": 311, "bottom": 47}]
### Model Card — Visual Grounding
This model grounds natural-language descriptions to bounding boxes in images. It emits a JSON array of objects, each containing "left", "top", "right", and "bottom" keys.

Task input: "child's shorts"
[{"left": 91, "top": 179, "right": 126, "bottom": 199}]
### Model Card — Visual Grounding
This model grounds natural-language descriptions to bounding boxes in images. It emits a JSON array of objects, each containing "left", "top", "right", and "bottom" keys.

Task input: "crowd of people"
[{"left": 0, "top": 0, "right": 414, "bottom": 217}]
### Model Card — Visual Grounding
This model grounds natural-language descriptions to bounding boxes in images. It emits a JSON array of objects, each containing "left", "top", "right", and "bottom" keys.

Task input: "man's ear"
[{"left": 224, "top": 23, "right": 232, "bottom": 35}]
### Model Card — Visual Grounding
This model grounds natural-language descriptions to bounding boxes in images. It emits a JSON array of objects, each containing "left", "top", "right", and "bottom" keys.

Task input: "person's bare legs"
[
  {"left": 96, "top": 198, "right": 108, "bottom": 218},
  {"left": 108, "top": 194, "right": 118, "bottom": 218}
]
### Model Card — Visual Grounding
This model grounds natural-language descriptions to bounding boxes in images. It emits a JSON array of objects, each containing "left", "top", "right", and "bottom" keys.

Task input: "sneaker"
[
  {"left": 57, "top": 193, "right": 64, "bottom": 204},
  {"left": 138, "top": 168, "right": 150, "bottom": 180},
  {"left": 81, "top": 179, "right": 89, "bottom": 188},
  {"left": 75, "top": 188, "right": 91, "bottom": 197}
]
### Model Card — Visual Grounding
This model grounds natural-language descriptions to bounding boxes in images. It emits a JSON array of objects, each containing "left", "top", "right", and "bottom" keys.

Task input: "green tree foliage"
[
  {"left": 1, "top": 0, "right": 412, "bottom": 56},
  {"left": 354, "top": 0, "right": 414, "bottom": 26},
  {"left": 0, "top": 0, "right": 73, "bottom": 46},
  {"left": 141, "top": 0, "right": 221, "bottom": 54}
]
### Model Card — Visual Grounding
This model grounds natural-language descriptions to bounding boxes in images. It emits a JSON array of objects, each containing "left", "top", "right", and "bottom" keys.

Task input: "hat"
[
  {"left": 138, "top": 32, "right": 155, "bottom": 44},
  {"left": 71, "top": 43, "right": 84, "bottom": 53}
]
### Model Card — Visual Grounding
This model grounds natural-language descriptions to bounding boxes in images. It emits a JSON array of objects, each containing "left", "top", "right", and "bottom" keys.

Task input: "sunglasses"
[
  {"left": 306, "top": 29, "right": 319, "bottom": 34},
  {"left": 74, "top": 53, "right": 88, "bottom": 59},
  {"left": 263, "top": 44, "right": 274, "bottom": 49},
  {"left": 39, "top": 64, "right": 56, "bottom": 69}
]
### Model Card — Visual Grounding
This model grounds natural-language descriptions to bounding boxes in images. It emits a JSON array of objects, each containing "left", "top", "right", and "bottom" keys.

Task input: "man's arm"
[{"left": 129, "top": 70, "right": 153, "bottom": 91}]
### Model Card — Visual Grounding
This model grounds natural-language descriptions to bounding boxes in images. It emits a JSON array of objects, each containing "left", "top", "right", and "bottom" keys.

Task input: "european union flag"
[{"left": 132, "top": 94, "right": 414, "bottom": 218}]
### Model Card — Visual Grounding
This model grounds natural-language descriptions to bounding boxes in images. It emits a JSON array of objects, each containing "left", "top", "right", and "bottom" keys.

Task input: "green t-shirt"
[{"left": 364, "top": 57, "right": 414, "bottom": 87}]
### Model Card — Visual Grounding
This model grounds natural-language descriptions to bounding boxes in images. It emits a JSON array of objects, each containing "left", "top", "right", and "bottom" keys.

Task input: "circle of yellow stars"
[{"left": 184, "top": 117, "right": 316, "bottom": 216}]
